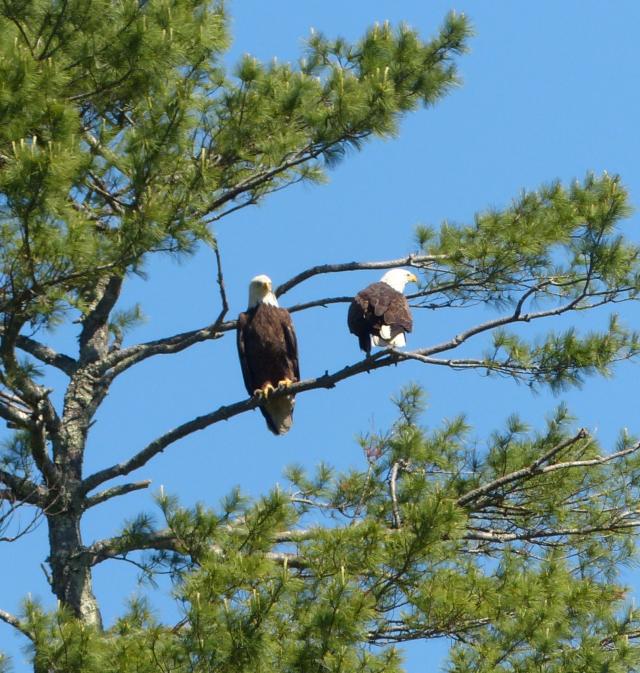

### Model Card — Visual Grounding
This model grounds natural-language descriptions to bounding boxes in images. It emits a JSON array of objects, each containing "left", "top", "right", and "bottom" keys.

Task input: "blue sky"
[{"left": 2, "top": 1, "right": 640, "bottom": 670}]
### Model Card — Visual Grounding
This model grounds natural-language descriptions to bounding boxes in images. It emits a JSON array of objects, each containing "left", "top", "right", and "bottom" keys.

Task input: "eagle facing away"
[
  {"left": 348, "top": 269, "right": 417, "bottom": 355},
  {"left": 237, "top": 275, "right": 300, "bottom": 435}
]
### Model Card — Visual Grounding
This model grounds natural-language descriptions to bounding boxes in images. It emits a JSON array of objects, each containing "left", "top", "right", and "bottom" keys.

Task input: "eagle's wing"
[
  {"left": 236, "top": 312, "right": 255, "bottom": 395},
  {"left": 348, "top": 294, "right": 373, "bottom": 353},
  {"left": 279, "top": 308, "right": 300, "bottom": 381},
  {"left": 365, "top": 283, "right": 413, "bottom": 330},
  {"left": 381, "top": 293, "right": 412, "bottom": 336}
]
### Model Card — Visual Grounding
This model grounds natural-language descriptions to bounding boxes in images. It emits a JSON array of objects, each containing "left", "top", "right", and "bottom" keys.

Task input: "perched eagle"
[
  {"left": 348, "top": 269, "right": 417, "bottom": 355},
  {"left": 237, "top": 274, "right": 300, "bottom": 435}
]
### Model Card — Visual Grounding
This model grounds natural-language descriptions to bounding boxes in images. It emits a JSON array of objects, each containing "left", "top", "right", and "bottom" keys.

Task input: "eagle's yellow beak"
[{"left": 407, "top": 273, "right": 418, "bottom": 284}]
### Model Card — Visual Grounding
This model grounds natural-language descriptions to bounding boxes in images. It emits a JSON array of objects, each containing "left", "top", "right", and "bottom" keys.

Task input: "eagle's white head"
[
  {"left": 380, "top": 269, "right": 418, "bottom": 293},
  {"left": 248, "top": 274, "right": 279, "bottom": 309}
]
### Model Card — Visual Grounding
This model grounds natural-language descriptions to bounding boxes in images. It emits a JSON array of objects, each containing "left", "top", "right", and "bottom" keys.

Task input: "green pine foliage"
[
  {"left": 415, "top": 173, "right": 640, "bottom": 390},
  {"left": 0, "top": 0, "right": 470, "bottom": 326},
  {"left": 16, "top": 387, "right": 640, "bottom": 672}
]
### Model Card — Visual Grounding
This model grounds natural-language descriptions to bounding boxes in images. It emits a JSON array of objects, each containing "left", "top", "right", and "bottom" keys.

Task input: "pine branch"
[
  {"left": 0, "top": 397, "right": 32, "bottom": 428},
  {"left": 0, "top": 608, "right": 32, "bottom": 641},
  {"left": 457, "top": 430, "right": 591, "bottom": 508},
  {"left": 464, "top": 519, "right": 640, "bottom": 543},
  {"left": 87, "top": 528, "right": 305, "bottom": 570},
  {"left": 196, "top": 141, "right": 343, "bottom": 219},
  {"left": 87, "top": 529, "right": 190, "bottom": 565},
  {"left": 83, "top": 480, "right": 152, "bottom": 509},
  {"left": 368, "top": 618, "right": 491, "bottom": 644},
  {"left": 15, "top": 335, "right": 77, "bottom": 376}
]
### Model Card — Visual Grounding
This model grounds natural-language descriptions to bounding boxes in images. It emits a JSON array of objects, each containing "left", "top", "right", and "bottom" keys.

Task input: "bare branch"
[
  {"left": 0, "top": 468, "right": 47, "bottom": 507},
  {"left": 93, "top": 252, "right": 447, "bottom": 378},
  {"left": 100, "top": 322, "right": 229, "bottom": 378},
  {"left": 0, "top": 320, "right": 61, "bottom": 437},
  {"left": 0, "top": 498, "right": 45, "bottom": 543},
  {"left": 287, "top": 296, "right": 353, "bottom": 313},
  {"left": 15, "top": 335, "right": 77, "bottom": 376},
  {"left": 368, "top": 617, "right": 491, "bottom": 645},
  {"left": 80, "top": 395, "right": 263, "bottom": 493},
  {"left": 84, "top": 480, "right": 152, "bottom": 509},
  {"left": 275, "top": 253, "right": 445, "bottom": 297},
  {"left": 93, "top": 248, "right": 598, "bottom": 389},
  {"left": 97, "top": 247, "right": 230, "bottom": 380},
  {"left": 0, "top": 397, "right": 32, "bottom": 428},
  {"left": 88, "top": 529, "right": 180, "bottom": 565},
  {"left": 196, "top": 141, "right": 344, "bottom": 219},
  {"left": 212, "top": 243, "right": 229, "bottom": 323},
  {"left": 0, "top": 608, "right": 32, "bottom": 641}
]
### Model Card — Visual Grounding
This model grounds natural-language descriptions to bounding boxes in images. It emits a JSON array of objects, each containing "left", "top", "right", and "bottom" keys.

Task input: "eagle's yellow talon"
[
  {"left": 255, "top": 383, "right": 276, "bottom": 399},
  {"left": 277, "top": 378, "right": 293, "bottom": 390}
]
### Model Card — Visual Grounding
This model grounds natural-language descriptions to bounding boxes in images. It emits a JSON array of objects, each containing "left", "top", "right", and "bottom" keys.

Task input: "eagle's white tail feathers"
[
  {"left": 371, "top": 332, "right": 406, "bottom": 349},
  {"left": 264, "top": 396, "right": 295, "bottom": 435}
]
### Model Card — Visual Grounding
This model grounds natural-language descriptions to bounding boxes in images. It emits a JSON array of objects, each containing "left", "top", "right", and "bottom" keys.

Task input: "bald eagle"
[
  {"left": 348, "top": 269, "right": 417, "bottom": 355},
  {"left": 237, "top": 275, "right": 300, "bottom": 435}
]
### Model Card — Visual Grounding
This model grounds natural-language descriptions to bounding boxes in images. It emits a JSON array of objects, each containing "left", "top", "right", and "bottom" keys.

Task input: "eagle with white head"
[
  {"left": 347, "top": 269, "right": 417, "bottom": 355},
  {"left": 236, "top": 275, "right": 300, "bottom": 435}
]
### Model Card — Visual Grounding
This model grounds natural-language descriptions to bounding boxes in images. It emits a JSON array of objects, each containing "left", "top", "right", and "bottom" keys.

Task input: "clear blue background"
[{"left": 2, "top": 2, "right": 640, "bottom": 670}]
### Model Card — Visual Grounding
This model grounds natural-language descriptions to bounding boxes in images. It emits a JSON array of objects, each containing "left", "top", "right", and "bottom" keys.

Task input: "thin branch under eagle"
[
  {"left": 4, "top": 248, "right": 636, "bottom": 497},
  {"left": 80, "top": 270, "right": 605, "bottom": 493}
]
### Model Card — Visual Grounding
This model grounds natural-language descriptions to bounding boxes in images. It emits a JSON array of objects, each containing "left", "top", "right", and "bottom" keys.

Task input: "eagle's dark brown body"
[
  {"left": 237, "top": 303, "right": 299, "bottom": 435},
  {"left": 348, "top": 281, "right": 413, "bottom": 355}
]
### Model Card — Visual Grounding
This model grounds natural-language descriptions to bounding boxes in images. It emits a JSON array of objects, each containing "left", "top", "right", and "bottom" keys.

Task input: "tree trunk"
[{"left": 46, "top": 510, "right": 102, "bottom": 628}]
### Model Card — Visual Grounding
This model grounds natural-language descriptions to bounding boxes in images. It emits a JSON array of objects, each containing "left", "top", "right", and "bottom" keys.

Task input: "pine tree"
[{"left": 1, "top": 2, "right": 639, "bottom": 671}]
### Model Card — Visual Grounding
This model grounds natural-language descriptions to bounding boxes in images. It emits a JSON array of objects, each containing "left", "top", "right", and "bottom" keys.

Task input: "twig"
[{"left": 212, "top": 242, "right": 229, "bottom": 323}]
